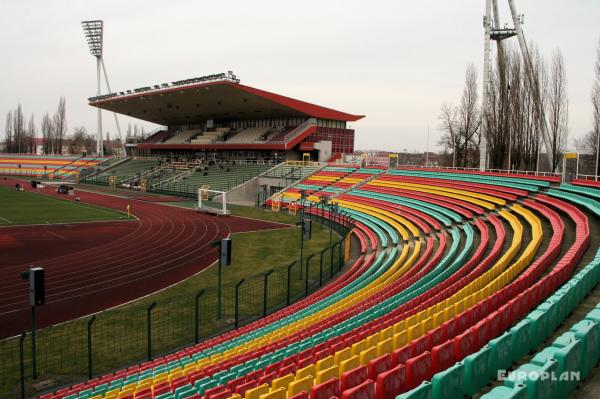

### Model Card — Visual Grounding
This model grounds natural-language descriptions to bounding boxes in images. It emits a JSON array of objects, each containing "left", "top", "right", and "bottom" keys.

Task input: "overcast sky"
[{"left": 1, "top": 0, "right": 599, "bottom": 152}]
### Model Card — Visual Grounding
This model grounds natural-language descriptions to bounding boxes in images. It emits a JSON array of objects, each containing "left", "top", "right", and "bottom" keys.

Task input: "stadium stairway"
[{"left": 35, "top": 169, "right": 600, "bottom": 399}]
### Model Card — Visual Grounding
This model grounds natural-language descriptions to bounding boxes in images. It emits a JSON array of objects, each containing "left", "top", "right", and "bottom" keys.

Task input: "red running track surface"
[{"left": 0, "top": 179, "right": 290, "bottom": 338}]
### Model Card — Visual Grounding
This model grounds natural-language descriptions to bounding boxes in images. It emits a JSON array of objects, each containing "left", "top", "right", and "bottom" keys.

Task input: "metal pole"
[
  {"left": 338, "top": 238, "right": 344, "bottom": 269},
  {"left": 320, "top": 199, "right": 324, "bottom": 230},
  {"left": 263, "top": 269, "right": 274, "bottom": 318},
  {"left": 329, "top": 243, "right": 337, "bottom": 279},
  {"left": 319, "top": 247, "right": 327, "bottom": 286},
  {"left": 426, "top": 126, "right": 430, "bottom": 166},
  {"left": 217, "top": 246, "right": 222, "bottom": 319},
  {"left": 19, "top": 332, "right": 26, "bottom": 399},
  {"left": 195, "top": 290, "right": 205, "bottom": 344},
  {"left": 96, "top": 56, "right": 103, "bottom": 156},
  {"left": 87, "top": 315, "right": 96, "bottom": 380},
  {"left": 329, "top": 206, "right": 334, "bottom": 277},
  {"left": 100, "top": 58, "right": 125, "bottom": 154},
  {"left": 31, "top": 306, "right": 37, "bottom": 379},
  {"left": 146, "top": 302, "right": 156, "bottom": 361},
  {"left": 596, "top": 128, "right": 600, "bottom": 180},
  {"left": 299, "top": 218, "right": 305, "bottom": 280},
  {"left": 480, "top": 0, "right": 492, "bottom": 171},
  {"left": 287, "top": 261, "right": 296, "bottom": 306},
  {"left": 304, "top": 254, "right": 316, "bottom": 297},
  {"left": 507, "top": 0, "right": 554, "bottom": 170},
  {"left": 235, "top": 279, "right": 245, "bottom": 329}
]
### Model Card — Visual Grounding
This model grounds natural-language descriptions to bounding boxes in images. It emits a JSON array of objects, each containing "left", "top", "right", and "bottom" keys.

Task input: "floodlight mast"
[
  {"left": 479, "top": 0, "right": 554, "bottom": 172},
  {"left": 82, "top": 20, "right": 104, "bottom": 156}
]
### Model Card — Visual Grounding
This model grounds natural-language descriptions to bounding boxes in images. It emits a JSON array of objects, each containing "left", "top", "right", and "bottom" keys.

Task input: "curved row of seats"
[
  {"left": 38, "top": 169, "right": 600, "bottom": 399},
  {"left": 0, "top": 154, "right": 107, "bottom": 177}
]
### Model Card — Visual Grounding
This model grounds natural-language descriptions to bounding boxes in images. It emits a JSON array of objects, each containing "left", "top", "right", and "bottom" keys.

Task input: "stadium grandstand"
[{"left": 88, "top": 72, "right": 364, "bottom": 163}]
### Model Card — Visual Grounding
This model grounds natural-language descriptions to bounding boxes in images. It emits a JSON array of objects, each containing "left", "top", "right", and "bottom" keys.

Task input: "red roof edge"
[{"left": 229, "top": 82, "right": 365, "bottom": 122}]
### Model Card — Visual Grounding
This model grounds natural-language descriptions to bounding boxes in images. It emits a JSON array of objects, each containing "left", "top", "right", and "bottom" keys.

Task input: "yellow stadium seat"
[
  {"left": 351, "top": 340, "right": 368, "bottom": 356},
  {"left": 315, "top": 364, "right": 339, "bottom": 384},
  {"left": 272, "top": 374, "right": 295, "bottom": 391},
  {"left": 334, "top": 347, "right": 351, "bottom": 365},
  {"left": 376, "top": 338, "right": 392, "bottom": 357},
  {"left": 359, "top": 346, "right": 377, "bottom": 365},
  {"left": 392, "top": 330, "right": 408, "bottom": 350},
  {"left": 259, "top": 387, "right": 287, "bottom": 399},
  {"left": 296, "top": 364, "right": 316, "bottom": 380},
  {"left": 316, "top": 355, "right": 334, "bottom": 372},
  {"left": 339, "top": 355, "right": 361, "bottom": 374},
  {"left": 245, "top": 384, "right": 270, "bottom": 399},
  {"left": 288, "top": 375, "right": 314, "bottom": 397}
]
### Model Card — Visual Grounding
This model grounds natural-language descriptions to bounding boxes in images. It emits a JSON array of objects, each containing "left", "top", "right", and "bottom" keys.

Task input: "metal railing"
[{"left": 395, "top": 164, "right": 562, "bottom": 178}]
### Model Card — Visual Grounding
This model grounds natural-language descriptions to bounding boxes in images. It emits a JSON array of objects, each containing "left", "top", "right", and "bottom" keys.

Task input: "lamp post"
[{"left": 81, "top": 21, "right": 104, "bottom": 156}]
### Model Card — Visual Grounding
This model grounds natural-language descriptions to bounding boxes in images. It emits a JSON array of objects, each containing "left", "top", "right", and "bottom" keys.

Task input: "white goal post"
[{"left": 198, "top": 188, "right": 230, "bottom": 215}]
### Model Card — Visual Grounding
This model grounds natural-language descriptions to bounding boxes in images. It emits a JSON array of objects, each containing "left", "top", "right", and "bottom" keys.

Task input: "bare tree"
[
  {"left": 41, "top": 113, "right": 54, "bottom": 154},
  {"left": 53, "top": 97, "right": 67, "bottom": 154},
  {"left": 13, "top": 105, "right": 26, "bottom": 153},
  {"left": 438, "top": 64, "right": 481, "bottom": 167},
  {"left": 27, "top": 114, "right": 36, "bottom": 154},
  {"left": 70, "top": 126, "right": 88, "bottom": 154},
  {"left": 592, "top": 38, "right": 600, "bottom": 175},
  {"left": 5, "top": 111, "right": 13, "bottom": 152},
  {"left": 547, "top": 49, "right": 568, "bottom": 171}
]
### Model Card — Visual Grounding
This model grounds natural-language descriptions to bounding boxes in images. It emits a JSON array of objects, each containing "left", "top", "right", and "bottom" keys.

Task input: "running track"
[{"left": 0, "top": 179, "right": 289, "bottom": 338}]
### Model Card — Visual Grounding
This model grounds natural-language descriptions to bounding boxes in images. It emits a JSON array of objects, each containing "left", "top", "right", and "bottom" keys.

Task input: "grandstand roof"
[{"left": 89, "top": 80, "right": 365, "bottom": 125}]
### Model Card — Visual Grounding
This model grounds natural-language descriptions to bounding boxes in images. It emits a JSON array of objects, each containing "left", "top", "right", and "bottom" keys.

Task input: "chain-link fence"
[{"left": 1, "top": 218, "right": 351, "bottom": 399}]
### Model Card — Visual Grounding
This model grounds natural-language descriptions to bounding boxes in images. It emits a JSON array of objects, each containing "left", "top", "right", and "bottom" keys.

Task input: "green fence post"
[
  {"left": 87, "top": 315, "right": 96, "bottom": 380},
  {"left": 19, "top": 332, "right": 26, "bottom": 399},
  {"left": 235, "top": 279, "right": 245, "bottom": 329},
  {"left": 287, "top": 261, "right": 296, "bottom": 306},
  {"left": 31, "top": 305, "right": 37, "bottom": 379},
  {"left": 319, "top": 247, "right": 328, "bottom": 286},
  {"left": 217, "top": 245, "right": 223, "bottom": 320},
  {"left": 298, "top": 190, "right": 306, "bottom": 280},
  {"left": 331, "top": 242, "right": 339, "bottom": 275},
  {"left": 338, "top": 238, "right": 344, "bottom": 270},
  {"left": 304, "top": 253, "right": 316, "bottom": 297},
  {"left": 328, "top": 204, "right": 335, "bottom": 278},
  {"left": 147, "top": 302, "right": 157, "bottom": 361},
  {"left": 263, "top": 269, "right": 274, "bottom": 318},
  {"left": 195, "top": 290, "right": 205, "bottom": 344}
]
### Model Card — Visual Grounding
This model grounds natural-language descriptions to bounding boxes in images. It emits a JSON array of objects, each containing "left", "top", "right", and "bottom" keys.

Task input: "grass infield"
[{"left": 0, "top": 185, "right": 130, "bottom": 226}]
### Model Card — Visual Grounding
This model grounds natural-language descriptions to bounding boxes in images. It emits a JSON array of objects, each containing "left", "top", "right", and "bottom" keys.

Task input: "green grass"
[
  {"left": 0, "top": 186, "right": 129, "bottom": 226},
  {"left": 164, "top": 201, "right": 302, "bottom": 224},
  {"left": 0, "top": 212, "right": 345, "bottom": 398}
]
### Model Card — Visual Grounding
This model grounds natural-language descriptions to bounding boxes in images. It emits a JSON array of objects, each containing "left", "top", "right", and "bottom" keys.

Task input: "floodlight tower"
[
  {"left": 82, "top": 20, "right": 104, "bottom": 156},
  {"left": 479, "top": 0, "right": 554, "bottom": 171}
]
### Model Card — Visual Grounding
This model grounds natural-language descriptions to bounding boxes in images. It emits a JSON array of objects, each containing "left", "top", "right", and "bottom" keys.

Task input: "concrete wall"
[
  {"left": 225, "top": 175, "right": 296, "bottom": 206},
  {"left": 314, "top": 141, "right": 332, "bottom": 162}
]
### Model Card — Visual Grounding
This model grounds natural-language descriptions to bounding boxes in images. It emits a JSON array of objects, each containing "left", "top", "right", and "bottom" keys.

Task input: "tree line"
[
  {"left": 4, "top": 97, "right": 67, "bottom": 154},
  {"left": 3, "top": 97, "right": 124, "bottom": 155},
  {"left": 574, "top": 39, "right": 600, "bottom": 175},
  {"left": 439, "top": 38, "right": 600, "bottom": 173}
]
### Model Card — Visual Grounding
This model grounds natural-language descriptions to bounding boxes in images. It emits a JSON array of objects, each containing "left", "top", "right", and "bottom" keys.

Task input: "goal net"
[{"left": 198, "top": 187, "right": 230, "bottom": 215}]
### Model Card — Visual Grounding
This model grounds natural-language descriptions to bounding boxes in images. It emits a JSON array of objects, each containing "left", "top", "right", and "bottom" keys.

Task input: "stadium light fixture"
[
  {"left": 82, "top": 20, "right": 103, "bottom": 57},
  {"left": 82, "top": 20, "right": 104, "bottom": 156}
]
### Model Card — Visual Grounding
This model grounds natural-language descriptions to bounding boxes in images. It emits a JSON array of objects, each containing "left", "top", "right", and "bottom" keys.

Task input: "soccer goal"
[{"left": 198, "top": 187, "right": 230, "bottom": 215}]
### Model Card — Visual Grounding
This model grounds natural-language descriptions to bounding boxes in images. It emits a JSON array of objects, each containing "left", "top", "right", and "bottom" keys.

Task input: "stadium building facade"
[{"left": 89, "top": 73, "right": 364, "bottom": 162}]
